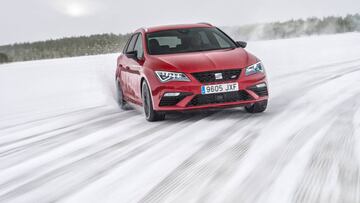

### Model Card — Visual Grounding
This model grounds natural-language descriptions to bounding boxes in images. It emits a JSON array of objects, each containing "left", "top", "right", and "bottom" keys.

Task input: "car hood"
[{"left": 149, "top": 48, "right": 257, "bottom": 73}]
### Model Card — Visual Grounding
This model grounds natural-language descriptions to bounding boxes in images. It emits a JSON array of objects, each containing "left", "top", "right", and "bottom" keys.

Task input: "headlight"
[
  {"left": 245, "top": 62, "right": 265, "bottom": 76},
  {"left": 155, "top": 71, "right": 190, "bottom": 82}
]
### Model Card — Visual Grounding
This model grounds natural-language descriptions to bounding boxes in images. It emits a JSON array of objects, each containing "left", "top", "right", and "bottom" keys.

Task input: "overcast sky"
[{"left": 0, "top": 0, "right": 359, "bottom": 45}]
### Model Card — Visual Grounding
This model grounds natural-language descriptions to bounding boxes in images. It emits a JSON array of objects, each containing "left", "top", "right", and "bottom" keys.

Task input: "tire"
[
  {"left": 142, "top": 81, "right": 165, "bottom": 122},
  {"left": 245, "top": 99, "right": 268, "bottom": 113},
  {"left": 115, "top": 79, "right": 127, "bottom": 110}
]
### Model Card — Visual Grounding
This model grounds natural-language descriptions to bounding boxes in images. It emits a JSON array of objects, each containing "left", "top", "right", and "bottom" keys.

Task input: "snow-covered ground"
[{"left": 1, "top": 33, "right": 360, "bottom": 203}]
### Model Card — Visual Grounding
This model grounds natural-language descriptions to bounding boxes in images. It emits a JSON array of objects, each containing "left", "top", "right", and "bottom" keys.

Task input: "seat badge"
[{"left": 215, "top": 73, "right": 223, "bottom": 80}]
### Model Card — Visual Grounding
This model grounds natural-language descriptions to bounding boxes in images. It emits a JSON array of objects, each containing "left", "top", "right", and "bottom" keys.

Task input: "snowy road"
[{"left": 1, "top": 33, "right": 360, "bottom": 203}]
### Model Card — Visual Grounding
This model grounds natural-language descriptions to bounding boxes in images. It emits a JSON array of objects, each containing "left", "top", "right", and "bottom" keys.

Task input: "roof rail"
[{"left": 197, "top": 22, "right": 213, "bottom": 26}]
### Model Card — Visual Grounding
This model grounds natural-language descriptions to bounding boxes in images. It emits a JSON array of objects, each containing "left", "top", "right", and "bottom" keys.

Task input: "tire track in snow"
[
  {"left": 139, "top": 113, "right": 255, "bottom": 203},
  {"left": 270, "top": 64, "right": 360, "bottom": 111},
  {"left": 222, "top": 66, "right": 360, "bottom": 202},
  {"left": 0, "top": 109, "right": 123, "bottom": 148},
  {"left": 0, "top": 111, "right": 137, "bottom": 169},
  {"left": 293, "top": 95, "right": 360, "bottom": 203},
  {"left": 273, "top": 58, "right": 360, "bottom": 80},
  {"left": 0, "top": 114, "right": 210, "bottom": 202},
  {"left": 140, "top": 61, "right": 360, "bottom": 203},
  {"left": 196, "top": 131, "right": 259, "bottom": 203},
  {"left": 224, "top": 111, "right": 335, "bottom": 202},
  {"left": 0, "top": 113, "right": 149, "bottom": 196},
  {"left": 0, "top": 105, "right": 107, "bottom": 131},
  {"left": 307, "top": 65, "right": 360, "bottom": 87}
]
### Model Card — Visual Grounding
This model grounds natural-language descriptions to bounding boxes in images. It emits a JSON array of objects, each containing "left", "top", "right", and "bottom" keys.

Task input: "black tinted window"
[{"left": 146, "top": 28, "right": 236, "bottom": 55}]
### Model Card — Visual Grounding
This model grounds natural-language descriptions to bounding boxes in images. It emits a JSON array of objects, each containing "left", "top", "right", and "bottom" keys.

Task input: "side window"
[
  {"left": 133, "top": 34, "right": 144, "bottom": 58},
  {"left": 125, "top": 34, "right": 138, "bottom": 53}
]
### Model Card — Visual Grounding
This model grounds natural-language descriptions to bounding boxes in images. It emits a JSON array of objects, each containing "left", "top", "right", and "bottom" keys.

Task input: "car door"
[
  {"left": 126, "top": 33, "right": 144, "bottom": 103},
  {"left": 120, "top": 33, "right": 138, "bottom": 100}
]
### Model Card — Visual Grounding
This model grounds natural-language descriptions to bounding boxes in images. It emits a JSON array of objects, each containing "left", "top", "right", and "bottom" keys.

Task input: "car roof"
[{"left": 135, "top": 23, "right": 214, "bottom": 33}]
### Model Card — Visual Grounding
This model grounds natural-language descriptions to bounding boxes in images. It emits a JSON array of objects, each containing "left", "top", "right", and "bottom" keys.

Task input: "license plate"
[{"left": 201, "top": 82, "right": 239, "bottom": 95}]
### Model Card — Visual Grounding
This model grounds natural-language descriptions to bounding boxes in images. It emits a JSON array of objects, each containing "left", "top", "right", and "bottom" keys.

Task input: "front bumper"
[
  {"left": 151, "top": 70, "right": 269, "bottom": 111},
  {"left": 150, "top": 72, "right": 268, "bottom": 111}
]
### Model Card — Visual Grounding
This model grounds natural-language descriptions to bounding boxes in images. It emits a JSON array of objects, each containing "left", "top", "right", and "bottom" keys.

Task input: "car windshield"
[{"left": 146, "top": 27, "right": 237, "bottom": 55}]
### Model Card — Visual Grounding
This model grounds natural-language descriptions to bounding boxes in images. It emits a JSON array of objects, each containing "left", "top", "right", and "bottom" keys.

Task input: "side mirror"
[
  {"left": 236, "top": 41, "right": 247, "bottom": 48},
  {"left": 126, "top": 50, "right": 138, "bottom": 60}
]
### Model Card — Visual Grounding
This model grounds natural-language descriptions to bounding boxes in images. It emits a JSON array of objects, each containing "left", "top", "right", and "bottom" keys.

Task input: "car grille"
[
  {"left": 192, "top": 69, "right": 241, "bottom": 83},
  {"left": 248, "top": 86, "right": 268, "bottom": 97},
  {"left": 187, "top": 91, "right": 253, "bottom": 106}
]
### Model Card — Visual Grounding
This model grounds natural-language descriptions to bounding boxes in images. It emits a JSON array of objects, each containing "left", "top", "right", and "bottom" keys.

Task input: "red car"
[{"left": 115, "top": 23, "right": 268, "bottom": 121}]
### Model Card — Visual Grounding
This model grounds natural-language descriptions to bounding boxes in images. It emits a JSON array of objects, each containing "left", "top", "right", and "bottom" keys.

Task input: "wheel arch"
[{"left": 140, "top": 76, "right": 156, "bottom": 109}]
